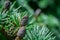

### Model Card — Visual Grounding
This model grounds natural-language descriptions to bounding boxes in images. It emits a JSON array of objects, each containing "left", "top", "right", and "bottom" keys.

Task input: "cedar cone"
[
  {"left": 35, "top": 8, "right": 41, "bottom": 17},
  {"left": 15, "top": 26, "right": 26, "bottom": 40},
  {"left": 20, "top": 16, "right": 28, "bottom": 26},
  {"left": 2, "top": 0, "right": 10, "bottom": 13},
  {"left": 15, "top": 16, "right": 28, "bottom": 40}
]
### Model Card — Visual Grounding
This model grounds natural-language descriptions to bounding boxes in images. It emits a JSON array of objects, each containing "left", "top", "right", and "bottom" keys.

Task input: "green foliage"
[
  {"left": 0, "top": 0, "right": 60, "bottom": 40},
  {"left": 38, "top": 14, "right": 59, "bottom": 27},
  {"left": 0, "top": 33, "right": 7, "bottom": 40},
  {"left": 38, "top": 0, "right": 54, "bottom": 9},
  {"left": 23, "top": 26, "right": 55, "bottom": 40}
]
